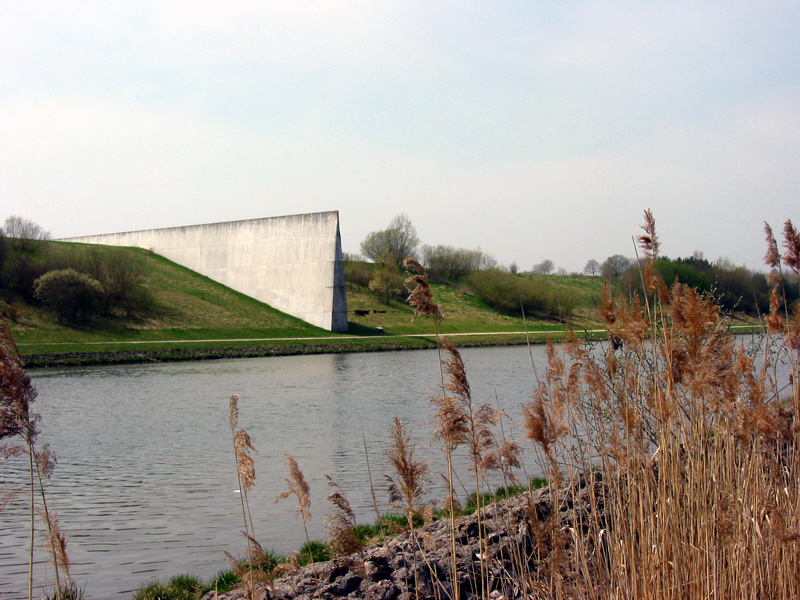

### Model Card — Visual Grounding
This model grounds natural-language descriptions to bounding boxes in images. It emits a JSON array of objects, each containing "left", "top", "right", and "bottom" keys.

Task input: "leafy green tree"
[
  {"left": 34, "top": 269, "right": 104, "bottom": 323},
  {"left": 360, "top": 214, "right": 419, "bottom": 267},
  {"left": 656, "top": 258, "right": 711, "bottom": 292}
]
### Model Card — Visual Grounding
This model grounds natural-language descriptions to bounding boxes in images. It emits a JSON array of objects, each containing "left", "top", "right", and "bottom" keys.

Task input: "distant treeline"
[{"left": 617, "top": 255, "right": 798, "bottom": 316}]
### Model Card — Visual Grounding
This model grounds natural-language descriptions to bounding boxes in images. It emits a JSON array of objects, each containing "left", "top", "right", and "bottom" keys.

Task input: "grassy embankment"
[{"left": 9, "top": 242, "right": 612, "bottom": 366}]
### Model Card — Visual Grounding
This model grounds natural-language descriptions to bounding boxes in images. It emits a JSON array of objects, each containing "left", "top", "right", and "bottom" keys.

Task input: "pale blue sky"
[{"left": 2, "top": 1, "right": 798, "bottom": 272}]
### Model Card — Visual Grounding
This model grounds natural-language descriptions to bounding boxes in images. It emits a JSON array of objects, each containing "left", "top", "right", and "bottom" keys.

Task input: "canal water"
[{"left": 1, "top": 345, "right": 552, "bottom": 598}]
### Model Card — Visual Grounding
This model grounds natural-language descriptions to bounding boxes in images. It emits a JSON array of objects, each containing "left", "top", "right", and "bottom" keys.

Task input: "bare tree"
[
  {"left": 360, "top": 214, "right": 420, "bottom": 267},
  {"left": 584, "top": 259, "right": 600, "bottom": 276},
  {"left": 532, "top": 259, "right": 555, "bottom": 275},
  {"left": 421, "top": 245, "right": 496, "bottom": 282},
  {"left": 4, "top": 216, "right": 51, "bottom": 241}
]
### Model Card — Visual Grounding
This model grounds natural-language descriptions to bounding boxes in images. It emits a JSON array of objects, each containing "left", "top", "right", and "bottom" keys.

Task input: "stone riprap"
[
  {"left": 62, "top": 211, "right": 348, "bottom": 332},
  {"left": 208, "top": 474, "right": 602, "bottom": 600}
]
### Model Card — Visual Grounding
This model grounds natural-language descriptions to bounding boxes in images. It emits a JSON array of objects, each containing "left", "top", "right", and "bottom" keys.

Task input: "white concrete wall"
[{"left": 63, "top": 211, "right": 349, "bottom": 332}]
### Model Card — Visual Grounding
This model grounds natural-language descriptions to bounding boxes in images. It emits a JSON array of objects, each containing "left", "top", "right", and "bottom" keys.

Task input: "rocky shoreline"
[{"left": 207, "top": 474, "right": 601, "bottom": 600}]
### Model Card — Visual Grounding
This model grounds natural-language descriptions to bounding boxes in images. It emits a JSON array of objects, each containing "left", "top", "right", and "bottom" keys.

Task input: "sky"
[{"left": 1, "top": 1, "right": 798, "bottom": 273}]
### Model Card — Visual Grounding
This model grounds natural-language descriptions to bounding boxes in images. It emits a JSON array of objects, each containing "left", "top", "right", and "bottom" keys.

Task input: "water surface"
[{"left": 1, "top": 346, "right": 549, "bottom": 598}]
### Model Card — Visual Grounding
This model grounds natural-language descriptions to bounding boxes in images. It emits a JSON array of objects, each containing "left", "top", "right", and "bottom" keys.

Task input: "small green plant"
[
  {"left": 41, "top": 583, "right": 84, "bottom": 600},
  {"left": 297, "top": 541, "right": 330, "bottom": 566},
  {"left": 132, "top": 581, "right": 172, "bottom": 600},
  {"left": 207, "top": 569, "right": 239, "bottom": 593},
  {"left": 132, "top": 574, "right": 204, "bottom": 600}
]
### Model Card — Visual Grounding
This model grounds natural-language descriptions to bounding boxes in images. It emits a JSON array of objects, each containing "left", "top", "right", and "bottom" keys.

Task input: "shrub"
[
  {"left": 33, "top": 269, "right": 105, "bottom": 323},
  {"left": 467, "top": 269, "right": 577, "bottom": 319},
  {"left": 368, "top": 266, "right": 405, "bottom": 304},
  {"left": 343, "top": 260, "right": 373, "bottom": 288},
  {"left": 0, "top": 299, "right": 24, "bottom": 323},
  {"left": 420, "top": 245, "right": 496, "bottom": 283}
]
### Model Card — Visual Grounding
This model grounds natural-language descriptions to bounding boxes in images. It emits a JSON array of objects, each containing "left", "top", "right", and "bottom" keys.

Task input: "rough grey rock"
[{"left": 203, "top": 474, "right": 602, "bottom": 600}]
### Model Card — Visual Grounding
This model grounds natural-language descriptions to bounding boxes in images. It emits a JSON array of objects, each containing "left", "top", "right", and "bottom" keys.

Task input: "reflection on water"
[{"left": 1, "top": 346, "right": 550, "bottom": 598}]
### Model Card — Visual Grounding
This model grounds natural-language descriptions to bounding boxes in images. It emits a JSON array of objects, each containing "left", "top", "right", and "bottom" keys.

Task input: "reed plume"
[
  {"left": 275, "top": 454, "right": 317, "bottom": 574},
  {"left": 403, "top": 258, "right": 444, "bottom": 325},
  {"left": 540, "top": 212, "right": 800, "bottom": 599},
  {"left": 386, "top": 417, "right": 429, "bottom": 522},
  {"left": 325, "top": 475, "right": 363, "bottom": 558},
  {"left": 386, "top": 417, "right": 429, "bottom": 600},
  {"left": 440, "top": 339, "right": 500, "bottom": 599},
  {"left": 782, "top": 219, "right": 800, "bottom": 276},
  {"left": 1, "top": 317, "right": 73, "bottom": 600},
  {"left": 228, "top": 394, "right": 259, "bottom": 599}
]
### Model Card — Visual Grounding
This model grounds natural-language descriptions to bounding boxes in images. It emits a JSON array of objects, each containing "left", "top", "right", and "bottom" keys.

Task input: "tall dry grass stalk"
[
  {"left": 276, "top": 453, "right": 318, "bottom": 579},
  {"left": 1, "top": 317, "right": 74, "bottom": 600},
  {"left": 438, "top": 339, "right": 500, "bottom": 600},
  {"left": 404, "top": 258, "right": 470, "bottom": 599},
  {"left": 227, "top": 393, "right": 261, "bottom": 599},
  {"left": 386, "top": 417, "right": 430, "bottom": 600},
  {"left": 518, "top": 211, "right": 800, "bottom": 599}
]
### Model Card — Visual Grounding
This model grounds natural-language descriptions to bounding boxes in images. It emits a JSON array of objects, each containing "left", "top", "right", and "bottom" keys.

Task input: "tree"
[
  {"left": 532, "top": 260, "right": 555, "bottom": 275},
  {"left": 360, "top": 214, "right": 420, "bottom": 267},
  {"left": 583, "top": 259, "right": 600, "bottom": 276},
  {"left": 33, "top": 269, "right": 104, "bottom": 323},
  {"left": 3, "top": 216, "right": 50, "bottom": 255},
  {"left": 601, "top": 255, "right": 631, "bottom": 279},
  {"left": 3, "top": 216, "right": 51, "bottom": 241}
]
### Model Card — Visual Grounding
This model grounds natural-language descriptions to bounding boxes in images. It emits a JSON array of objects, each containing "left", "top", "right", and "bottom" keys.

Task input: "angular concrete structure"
[{"left": 63, "top": 211, "right": 348, "bottom": 332}]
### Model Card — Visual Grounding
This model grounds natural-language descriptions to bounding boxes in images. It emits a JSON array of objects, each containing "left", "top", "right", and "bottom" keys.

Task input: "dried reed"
[
  {"left": 275, "top": 454, "right": 318, "bottom": 580},
  {"left": 227, "top": 393, "right": 259, "bottom": 599},
  {"left": 1, "top": 317, "right": 73, "bottom": 600},
  {"left": 515, "top": 212, "right": 800, "bottom": 599}
]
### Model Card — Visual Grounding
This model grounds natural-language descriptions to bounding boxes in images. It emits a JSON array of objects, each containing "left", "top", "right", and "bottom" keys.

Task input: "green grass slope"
[
  {"left": 9, "top": 242, "right": 332, "bottom": 352},
  {"left": 344, "top": 267, "right": 605, "bottom": 335},
  {"left": 6, "top": 245, "right": 607, "bottom": 359}
]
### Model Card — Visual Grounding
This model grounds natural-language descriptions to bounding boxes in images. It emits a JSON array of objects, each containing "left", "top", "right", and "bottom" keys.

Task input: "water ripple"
[{"left": 0, "top": 347, "right": 557, "bottom": 598}]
